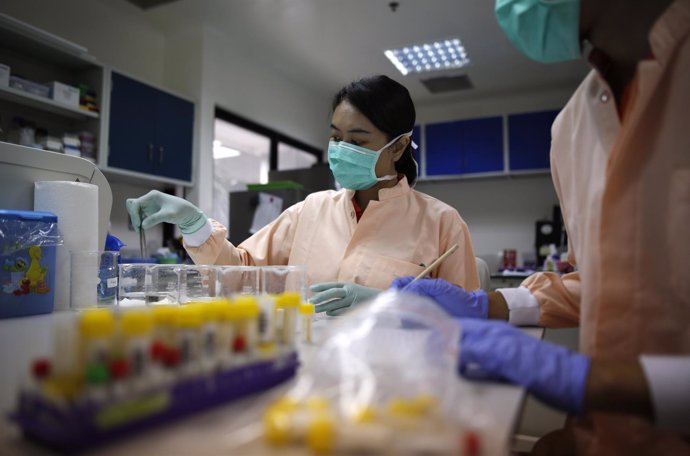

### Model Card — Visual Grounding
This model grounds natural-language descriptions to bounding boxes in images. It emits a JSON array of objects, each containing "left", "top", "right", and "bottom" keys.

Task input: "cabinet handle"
[
  {"left": 159, "top": 146, "right": 164, "bottom": 164},
  {"left": 148, "top": 144, "right": 154, "bottom": 161}
]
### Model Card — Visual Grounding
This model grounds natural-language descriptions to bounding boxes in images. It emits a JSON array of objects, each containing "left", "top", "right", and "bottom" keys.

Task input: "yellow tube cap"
[
  {"left": 121, "top": 309, "right": 154, "bottom": 336},
  {"left": 79, "top": 309, "right": 115, "bottom": 338}
]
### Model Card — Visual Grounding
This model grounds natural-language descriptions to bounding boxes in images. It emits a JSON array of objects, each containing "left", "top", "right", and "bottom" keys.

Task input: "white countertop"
[{"left": 0, "top": 313, "right": 542, "bottom": 456}]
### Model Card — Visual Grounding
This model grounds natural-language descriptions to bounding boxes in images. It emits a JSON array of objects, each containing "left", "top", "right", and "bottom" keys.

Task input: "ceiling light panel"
[{"left": 384, "top": 38, "right": 469, "bottom": 76}]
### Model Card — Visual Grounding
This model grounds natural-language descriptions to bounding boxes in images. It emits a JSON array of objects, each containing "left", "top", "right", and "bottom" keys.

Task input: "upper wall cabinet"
[
  {"left": 108, "top": 71, "right": 194, "bottom": 183},
  {"left": 425, "top": 116, "right": 504, "bottom": 177},
  {"left": 507, "top": 110, "right": 559, "bottom": 172}
]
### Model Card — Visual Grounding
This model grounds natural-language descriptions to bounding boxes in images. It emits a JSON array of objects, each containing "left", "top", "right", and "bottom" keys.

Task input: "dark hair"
[{"left": 332, "top": 75, "right": 417, "bottom": 186}]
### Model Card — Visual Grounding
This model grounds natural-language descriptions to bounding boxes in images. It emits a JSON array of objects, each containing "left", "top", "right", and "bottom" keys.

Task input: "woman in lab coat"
[{"left": 127, "top": 75, "right": 480, "bottom": 315}]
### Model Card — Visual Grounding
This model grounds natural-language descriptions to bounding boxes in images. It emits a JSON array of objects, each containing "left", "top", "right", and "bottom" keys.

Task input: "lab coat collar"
[
  {"left": 343, "top": 175, "right": 411, "bottom": 201},
  {"left": 378, "top": 175, "right": 411, "bottom": 201}
]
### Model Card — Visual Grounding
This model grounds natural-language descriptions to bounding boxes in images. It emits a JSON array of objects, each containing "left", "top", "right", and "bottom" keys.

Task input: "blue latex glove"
[
  {"left": 309, "top": 282, "right": 380, "bottom": 316},
  {"left": 458, "top": 318, "right": 591, "bottom": 415},
  {"left": 391, "top": 276, "right": 489, "bottom": 319},
  {"left": 126, "top": 190, "right": 208, "bottom": 234}
]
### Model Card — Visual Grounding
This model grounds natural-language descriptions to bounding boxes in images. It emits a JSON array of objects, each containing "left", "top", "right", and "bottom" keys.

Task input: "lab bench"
[{"left": 0, "top": 314, "right": 543, "bottom": 456}]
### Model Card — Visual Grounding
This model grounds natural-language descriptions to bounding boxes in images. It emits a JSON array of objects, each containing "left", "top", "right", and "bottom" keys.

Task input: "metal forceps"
[{"left": 139, "top": 207, "right": 148, "bottom": 259}]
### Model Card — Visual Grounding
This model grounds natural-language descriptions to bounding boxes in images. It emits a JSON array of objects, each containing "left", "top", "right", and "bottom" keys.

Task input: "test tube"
[
  {"left": 79, "top": 308, "right": 115, "bottom": 401},
  {"left": 231, "top": 296, "right": 260, "bottom": 360},
  {"left": 275, "top": 292, "right": 300, "bottom": 347},
  {"left": 257, "top": 294, "right": 277, "bottom": 357},
  {"left": 195, "top": 301, "right": 222, "bottom": 370},
  {"left": 174, "top": 304, "right": 203, "bottom": 374},
  {"left": 119, "top": 309, "right": 154, "bottom": 381},
  {"left": 79, "top": 308, "right": 115, "bottom": 366},
  {"left": 299, "top": 303, "right": 315, "bottom": 344},
  {"left": 212, "top": 299, "right": 235, "bottom": 366}
]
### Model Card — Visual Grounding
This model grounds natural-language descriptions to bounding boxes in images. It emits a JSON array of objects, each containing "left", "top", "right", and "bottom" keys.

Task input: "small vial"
[
  {"left": 119, "top": 309, "right": 154, "bottom": 390},
  {"left": 79, "top": 309, "right": 115, "bottom": 368},
  {"left": 233, "top": 296, "right": 260, "bottom": 359},
  {"left": 275, "top": 292, "right": 300, "bottom": 347},
  {"left": 299, "top": 303, "right": 315, "bottom": 344},
  {"left": 174, "top": 304, "right": 203, "bottom": 374}
]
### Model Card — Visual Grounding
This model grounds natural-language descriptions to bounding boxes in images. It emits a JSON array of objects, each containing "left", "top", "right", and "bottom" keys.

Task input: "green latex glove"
[
  {"left": 309, "top": 282, "right": 380, "bottom": 316},
  {"left": 126, "top": 190, "right": 208, "bottom": 234}
]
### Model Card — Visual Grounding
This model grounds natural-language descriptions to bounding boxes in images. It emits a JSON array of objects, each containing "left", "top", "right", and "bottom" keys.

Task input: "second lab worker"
[{"left": 127, "top": 75, "right": 480, "bottom": 314}]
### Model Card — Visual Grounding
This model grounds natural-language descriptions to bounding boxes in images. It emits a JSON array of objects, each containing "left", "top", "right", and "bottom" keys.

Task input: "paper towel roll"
[{"left": 35, "top": 181, "right": 99, "bottom": 311}]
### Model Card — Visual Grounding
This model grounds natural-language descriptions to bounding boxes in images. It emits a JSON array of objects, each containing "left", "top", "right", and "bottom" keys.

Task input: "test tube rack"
[
  {"left": 8, "top": 294, "right": 304, "bottom": 453},
  {"left": 10, "top": 352, "right": 298, "bottom": 453}
]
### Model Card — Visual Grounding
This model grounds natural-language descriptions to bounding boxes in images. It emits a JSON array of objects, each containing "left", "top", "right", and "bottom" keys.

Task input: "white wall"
[{"left": 190, "top": 26, "right": 328, "bottom": 214}]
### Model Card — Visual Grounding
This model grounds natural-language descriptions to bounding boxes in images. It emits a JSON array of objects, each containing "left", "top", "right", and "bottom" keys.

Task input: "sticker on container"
[{"left": 107, "top": 277, "right": 118, "bottom": 288}]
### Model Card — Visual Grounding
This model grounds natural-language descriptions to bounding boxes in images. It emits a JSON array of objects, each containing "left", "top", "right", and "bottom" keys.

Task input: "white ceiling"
[{"left": 146, "top": 0, "right": 589, "bottom": 107}]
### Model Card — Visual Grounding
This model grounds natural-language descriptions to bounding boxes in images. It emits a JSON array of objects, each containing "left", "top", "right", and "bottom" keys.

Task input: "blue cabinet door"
[
  {"left": 154, "top": 91, "right": 194, "bottom": 181},
  {"left": 458, "top": 117, "right": 504, "bottom": 174},
  {"left": 108, "top": 72, "right": 157, "bottom": 174},
  {"left": 508, "top": 110, "right": 559, "bottom": 171},
  {"left": 426, "top": 117, "right": 503, "bottom": 176}
]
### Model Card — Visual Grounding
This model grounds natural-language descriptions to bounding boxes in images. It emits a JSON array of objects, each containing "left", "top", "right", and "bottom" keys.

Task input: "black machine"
[
  {"left": 535, "top": 206, "right": 566, "bottom": 267},
  {"left": 228, "top": 163, "right": 335, "bottom": 246}
]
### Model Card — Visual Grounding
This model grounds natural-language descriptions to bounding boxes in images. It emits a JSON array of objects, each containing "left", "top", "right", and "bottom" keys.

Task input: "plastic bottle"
[{"left": 543, "top": 243, "right": 558, "bottom": 272}]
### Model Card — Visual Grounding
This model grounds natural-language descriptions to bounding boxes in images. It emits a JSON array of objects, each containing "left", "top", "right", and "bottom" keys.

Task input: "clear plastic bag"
[
  {"left": 0, "top": 215, "right": 63, "bottom": 256},
  {"left": 261, "top": 290, "right": 480, "bottom": 455}
]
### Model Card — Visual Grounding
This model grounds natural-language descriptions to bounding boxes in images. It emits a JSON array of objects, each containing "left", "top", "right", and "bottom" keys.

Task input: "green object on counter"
[
  {"left": 85, "top": 362, "right": 109, "bottom": 384},
  {"left": 246, "top": 181, "right": 304, "bottom": 191},
  {"left": 157, "top": 256, "right": 179, "bottom": 264}
]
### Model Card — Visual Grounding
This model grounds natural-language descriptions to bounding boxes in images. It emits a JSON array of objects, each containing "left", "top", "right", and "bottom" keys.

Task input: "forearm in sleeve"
[{"left": 183, "top": 219, "right": 247, "bottom": 265}]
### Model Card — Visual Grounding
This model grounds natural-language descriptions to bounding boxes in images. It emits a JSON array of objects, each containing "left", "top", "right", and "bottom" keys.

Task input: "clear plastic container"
[
  {"left": 146, "top": 265, "right": 182, "bottom": 305},
  {"left": 118, "top": 263, "right": 152, "bottom": 308},
  {"left": 179, "top": 264, "right": 216, "bottom": 304},
  {"left": 261, "top": 265, "right": 307, "bottom": 300},
  {"left": 215, "top": 266, "right": 260, "bottom": 298}
]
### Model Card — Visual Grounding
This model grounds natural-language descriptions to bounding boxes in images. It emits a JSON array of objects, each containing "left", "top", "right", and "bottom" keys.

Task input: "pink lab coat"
[
  {"left": 520, "top": 1, "right": 690, "bottom": 453},
  {"left": 184, "top": 177, "right": 480, "bottom": 292}
]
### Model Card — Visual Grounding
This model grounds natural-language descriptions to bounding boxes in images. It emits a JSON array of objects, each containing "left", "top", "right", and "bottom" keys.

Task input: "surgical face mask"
[
  {"left": 328, "top": 131, "right": 414, "bottom": 190},
  {"left": 495, "top": 0, "right": 581, "bottom": 63}
]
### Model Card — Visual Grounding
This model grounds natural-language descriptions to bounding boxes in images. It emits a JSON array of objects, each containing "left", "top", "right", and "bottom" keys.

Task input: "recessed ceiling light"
[{"left": 384, "top": 38, "right": 469, "bottom": 75}]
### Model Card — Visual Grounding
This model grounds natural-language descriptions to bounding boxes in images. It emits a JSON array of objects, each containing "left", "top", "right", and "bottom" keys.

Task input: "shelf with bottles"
[{"left": 0, "top": 113, "right": 99, "bottom": 163}]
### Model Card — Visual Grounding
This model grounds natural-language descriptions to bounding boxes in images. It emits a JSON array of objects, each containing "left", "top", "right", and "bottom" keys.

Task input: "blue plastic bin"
[{"left": 0, "top": 210, "right": 58, "bottom": 318}]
